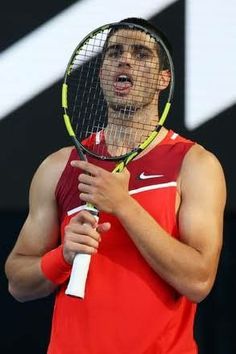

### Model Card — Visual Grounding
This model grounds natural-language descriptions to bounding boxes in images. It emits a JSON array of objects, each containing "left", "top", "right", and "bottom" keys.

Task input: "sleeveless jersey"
[{"left": 48, "top": 130, "right": 198, "bottom": 354}]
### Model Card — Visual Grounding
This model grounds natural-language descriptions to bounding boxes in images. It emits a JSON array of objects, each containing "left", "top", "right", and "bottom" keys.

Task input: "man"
[{"left": 5, "top": 18, "right": 226, "bottom": 353}]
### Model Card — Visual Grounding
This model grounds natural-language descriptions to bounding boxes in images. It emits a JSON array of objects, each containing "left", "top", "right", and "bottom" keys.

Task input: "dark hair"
[
  {"left": 103, "top": 17, "right": 171, "bottom": 70},
  {"left": 118, "top": 17, "right": 172, "bottom": 70}
]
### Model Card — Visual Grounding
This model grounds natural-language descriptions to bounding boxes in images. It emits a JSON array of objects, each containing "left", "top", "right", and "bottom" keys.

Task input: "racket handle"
[
  {"left": 65, "top": 253, "right": 91, "bottom": 298},
  {"left": 65, "top": 207, "right": 99, "bottom": 298}
]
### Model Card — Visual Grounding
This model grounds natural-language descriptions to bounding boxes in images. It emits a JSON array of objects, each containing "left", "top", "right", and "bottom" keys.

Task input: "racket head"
[{"left": 62, "top": 20, "right": 174, "bottom": 161}]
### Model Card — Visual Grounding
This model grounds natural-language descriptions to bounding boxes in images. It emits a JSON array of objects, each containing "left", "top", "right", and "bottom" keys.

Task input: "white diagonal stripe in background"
[
  {"left": 0, "top": 0, "right": 176, "bottom": 120},
  {"left": 185, "top": 0, "right": 236, "bottom": 129}
]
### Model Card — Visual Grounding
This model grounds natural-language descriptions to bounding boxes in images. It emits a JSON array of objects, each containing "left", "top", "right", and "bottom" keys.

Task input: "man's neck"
[{"left": 104, "top": 105, "right": 161, "bottom": 156}]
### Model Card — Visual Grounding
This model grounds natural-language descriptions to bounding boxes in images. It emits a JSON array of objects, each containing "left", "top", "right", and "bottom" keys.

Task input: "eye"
[
  {"left": 134, "top": 48, "right": 151, "bottom": 60},
  {"left": 106, "top": 46, "right": 123, "bottom": 58}
]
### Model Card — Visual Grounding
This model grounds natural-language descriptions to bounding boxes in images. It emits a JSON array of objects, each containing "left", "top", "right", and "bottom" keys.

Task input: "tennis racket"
[{"left": 62, "top": 20, "right": 175, "bottom": 298}]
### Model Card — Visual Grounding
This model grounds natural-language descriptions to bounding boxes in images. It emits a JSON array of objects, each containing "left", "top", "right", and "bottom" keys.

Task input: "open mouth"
[
  {"left": 113, "top": 74, "right": 133, "bottom": 92},
  {"left": 116, "top": 75, "right": 133, "bottom": 84}
]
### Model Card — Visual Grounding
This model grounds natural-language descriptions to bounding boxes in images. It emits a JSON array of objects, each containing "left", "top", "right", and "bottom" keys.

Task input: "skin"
[
  {"left": 100, "top": 29, "right": 170, "bottom": 155},
  {"left": 100, "top": 29, "right": 162, "bottom": 110},
  {"left": 5, "top": 28, "right": 226, "bottom": 303}
]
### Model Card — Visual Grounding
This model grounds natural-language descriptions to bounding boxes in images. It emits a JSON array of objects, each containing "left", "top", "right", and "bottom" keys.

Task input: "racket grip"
[
  {"left": 65, "top": 253, "right": 91, "bottom": 298},
  {"left": 65, "top": 207, "right": 99, "bottom": 298}
]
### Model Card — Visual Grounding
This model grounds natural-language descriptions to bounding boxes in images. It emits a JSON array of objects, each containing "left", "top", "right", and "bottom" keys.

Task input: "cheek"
[
  {"left": 100, "top": 69, "right": 111, "bottom": 91},
  {"left": 137, "top": 63, "right": 159, "bottom": 80},
  {"left": 100, "top": 68, "right": 108, "bottom": 83},
  {"left": 138, "top": 69, "right": 159, "bottom": 92}
]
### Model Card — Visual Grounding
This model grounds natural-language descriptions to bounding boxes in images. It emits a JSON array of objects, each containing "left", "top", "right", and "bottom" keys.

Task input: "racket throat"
[{"left": 72, "top": 136, "right": 87, "bottom": 161}]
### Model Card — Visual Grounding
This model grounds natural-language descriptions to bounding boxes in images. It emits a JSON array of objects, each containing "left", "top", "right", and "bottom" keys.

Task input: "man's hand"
[
  {"left": 71, "top": 160, "right": 131, "bottom": 214},
  {"left": 63, "top": 210, "right": 111, "bottom": 264}
]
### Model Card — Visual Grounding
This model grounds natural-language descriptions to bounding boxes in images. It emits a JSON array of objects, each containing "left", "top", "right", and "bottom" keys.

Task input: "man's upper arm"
[
  {"left": 178, "top": 145, "right": 226, "bottom": 281},
  {"left": 11, "top": 150, "right": 68, "bottom": 257}
]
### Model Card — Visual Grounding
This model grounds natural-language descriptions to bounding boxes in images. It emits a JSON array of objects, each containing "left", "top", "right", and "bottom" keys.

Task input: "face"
[{"left": 99, "top": 28, "right": 164, "bottom": 112}]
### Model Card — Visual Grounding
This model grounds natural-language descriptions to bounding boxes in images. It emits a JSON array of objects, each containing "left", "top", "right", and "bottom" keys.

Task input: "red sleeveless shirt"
[{"left": 48, "top": 130, "right": 198, "bottom": 354}]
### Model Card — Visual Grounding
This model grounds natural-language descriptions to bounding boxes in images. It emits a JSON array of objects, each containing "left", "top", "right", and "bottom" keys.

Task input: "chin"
[{"left": 110, "top": 102, "right": 140, "bottom": 114}]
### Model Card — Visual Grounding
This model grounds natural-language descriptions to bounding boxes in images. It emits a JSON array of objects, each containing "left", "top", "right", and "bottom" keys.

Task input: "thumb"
[{"left": 96, "top": 222, "right": 111, "bottom": 233}]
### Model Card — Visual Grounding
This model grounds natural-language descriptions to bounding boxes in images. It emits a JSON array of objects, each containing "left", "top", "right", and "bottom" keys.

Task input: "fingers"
[
  {"left": 63, "top": 210, "right": 110, "bottom": 263},
  {"left": 71, "top": 159, "right": 130, "bottom": 178},
  {"left": 71, "top": 160, "right": 101, "bottom": 176},
  {"left": 66, "top": 211, "right": 100, "bottom": 244},
  {"left": 64, "top": 229, "right": 100, "bottom": 259},
  {"left": 71, "top": 159, "right": 131, "bottom": 214},
  {"left": 96, "top": 222, "right": 111, "bottom": 233},
  {"left": 71, "top": 210, "right": 98, "bottom": 228},
  {"left": 63, "top": 222, "right": 99, "bottom": 263}
]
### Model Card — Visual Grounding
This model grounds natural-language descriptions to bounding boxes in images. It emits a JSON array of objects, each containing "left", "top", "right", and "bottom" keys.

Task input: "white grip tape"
[
  {"left": 65, "top": 253, "right": 91, "bottom": 298},
  {"left": 65, "top": 205, "right": 99, "bottom": 298}
]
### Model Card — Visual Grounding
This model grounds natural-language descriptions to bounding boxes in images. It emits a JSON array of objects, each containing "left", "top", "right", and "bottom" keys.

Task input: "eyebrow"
[{"left": 106, "top": 43, "right": 154, "bottom": 54}]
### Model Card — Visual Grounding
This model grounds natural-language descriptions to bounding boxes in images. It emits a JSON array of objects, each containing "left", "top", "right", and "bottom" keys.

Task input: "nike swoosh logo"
[{"left": 139, "top": 172, "right": 164, "bottom": 180}]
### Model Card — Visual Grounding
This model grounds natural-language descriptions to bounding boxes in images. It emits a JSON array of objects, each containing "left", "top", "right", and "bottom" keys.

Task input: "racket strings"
[
  {"left": 66, "top": 25, "right": 171, "bottom": 158},
  {"left": 105, "top": 119, "right": 155, "bottom": 154},
  {"left": 70, "top": 32, "right": 107, "bottom": 137}
]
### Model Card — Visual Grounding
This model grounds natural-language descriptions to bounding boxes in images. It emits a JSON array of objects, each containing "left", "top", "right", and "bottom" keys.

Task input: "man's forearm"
[
  {"left": 5, "top": 255, "right": 57, "bottom": 302},
  {"left": 115, "top": 197, "right": 215, "bottom": 303}
]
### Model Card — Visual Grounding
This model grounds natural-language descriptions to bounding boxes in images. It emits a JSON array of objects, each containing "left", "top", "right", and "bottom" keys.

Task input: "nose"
[{"left": 118, "top": 50, "right": 132, "bottom": 66}]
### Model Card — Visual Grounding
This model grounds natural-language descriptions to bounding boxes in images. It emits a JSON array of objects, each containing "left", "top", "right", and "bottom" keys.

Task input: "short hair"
[
  {"left": 118, "top": 17, "right": 171, "bottom": 70},
  {"left": 102, "top": 17, "right": 171, "bottom": 71}
]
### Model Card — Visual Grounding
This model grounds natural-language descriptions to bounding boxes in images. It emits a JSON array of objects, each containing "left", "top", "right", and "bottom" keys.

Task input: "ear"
[{"left": 157, "top": 69, "right": 171, "bottom": 91}]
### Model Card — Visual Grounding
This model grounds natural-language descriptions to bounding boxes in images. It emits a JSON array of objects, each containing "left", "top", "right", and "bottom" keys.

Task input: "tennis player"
[{"left": 5, "top": 17, "right": 226, "bottom": 354}]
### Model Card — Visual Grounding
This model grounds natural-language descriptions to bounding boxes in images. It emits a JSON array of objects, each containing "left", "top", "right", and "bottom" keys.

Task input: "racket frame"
[
  {"left": 62, "top": 21, "right": 175, "bottom": 169},
  {"left": 62, "top": 21, "right": 175, "bottom": 297}
]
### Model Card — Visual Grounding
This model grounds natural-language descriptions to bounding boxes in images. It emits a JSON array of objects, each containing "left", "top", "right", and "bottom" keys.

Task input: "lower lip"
[{"left": 113, "top": 82, "right": 132, "bottom": 94}]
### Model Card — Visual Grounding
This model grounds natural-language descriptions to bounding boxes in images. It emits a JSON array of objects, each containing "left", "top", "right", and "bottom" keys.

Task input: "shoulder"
[
  {"left": 181, "top": 143, "right": 224, "bottom": 174},
  {"left": 179, "top": 143, "right": 226, "bottom": 198},
  {"left": 30, "top": 146, "right": 73, "bottom": 195},
  {"left": 41, "top": 146, "right": 73, "bottom": 170}
]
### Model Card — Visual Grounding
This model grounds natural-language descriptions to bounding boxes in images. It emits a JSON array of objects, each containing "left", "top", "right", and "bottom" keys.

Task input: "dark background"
[{"left": 0, "top": 1, "right": 235, "bottom": 353}]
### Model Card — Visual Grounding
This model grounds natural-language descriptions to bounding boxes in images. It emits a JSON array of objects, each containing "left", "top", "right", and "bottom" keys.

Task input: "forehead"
[{"left": 107, "top": 28, "right": 157, "bottom": 51}]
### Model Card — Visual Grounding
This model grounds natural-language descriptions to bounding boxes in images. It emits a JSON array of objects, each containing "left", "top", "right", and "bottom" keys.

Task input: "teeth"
[{"left": 117, "top": 75, "right": 130, "bottom": 82}]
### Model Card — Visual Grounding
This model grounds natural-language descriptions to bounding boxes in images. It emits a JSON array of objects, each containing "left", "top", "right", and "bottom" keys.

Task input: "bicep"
[
  {"left": 178, "top": 147, "right": 226, "bottom": 272},
  {"left": 10, "top": 158, "right": 61, "bottom": 258},
  {"left": 14, "top": 207, "right": 59, "bottom": 258}
]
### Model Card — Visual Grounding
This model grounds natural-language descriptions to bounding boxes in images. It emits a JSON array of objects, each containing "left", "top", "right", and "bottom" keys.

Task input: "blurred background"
[{"left": 0, "top": 0, "right": 235, "bottom": 353}]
